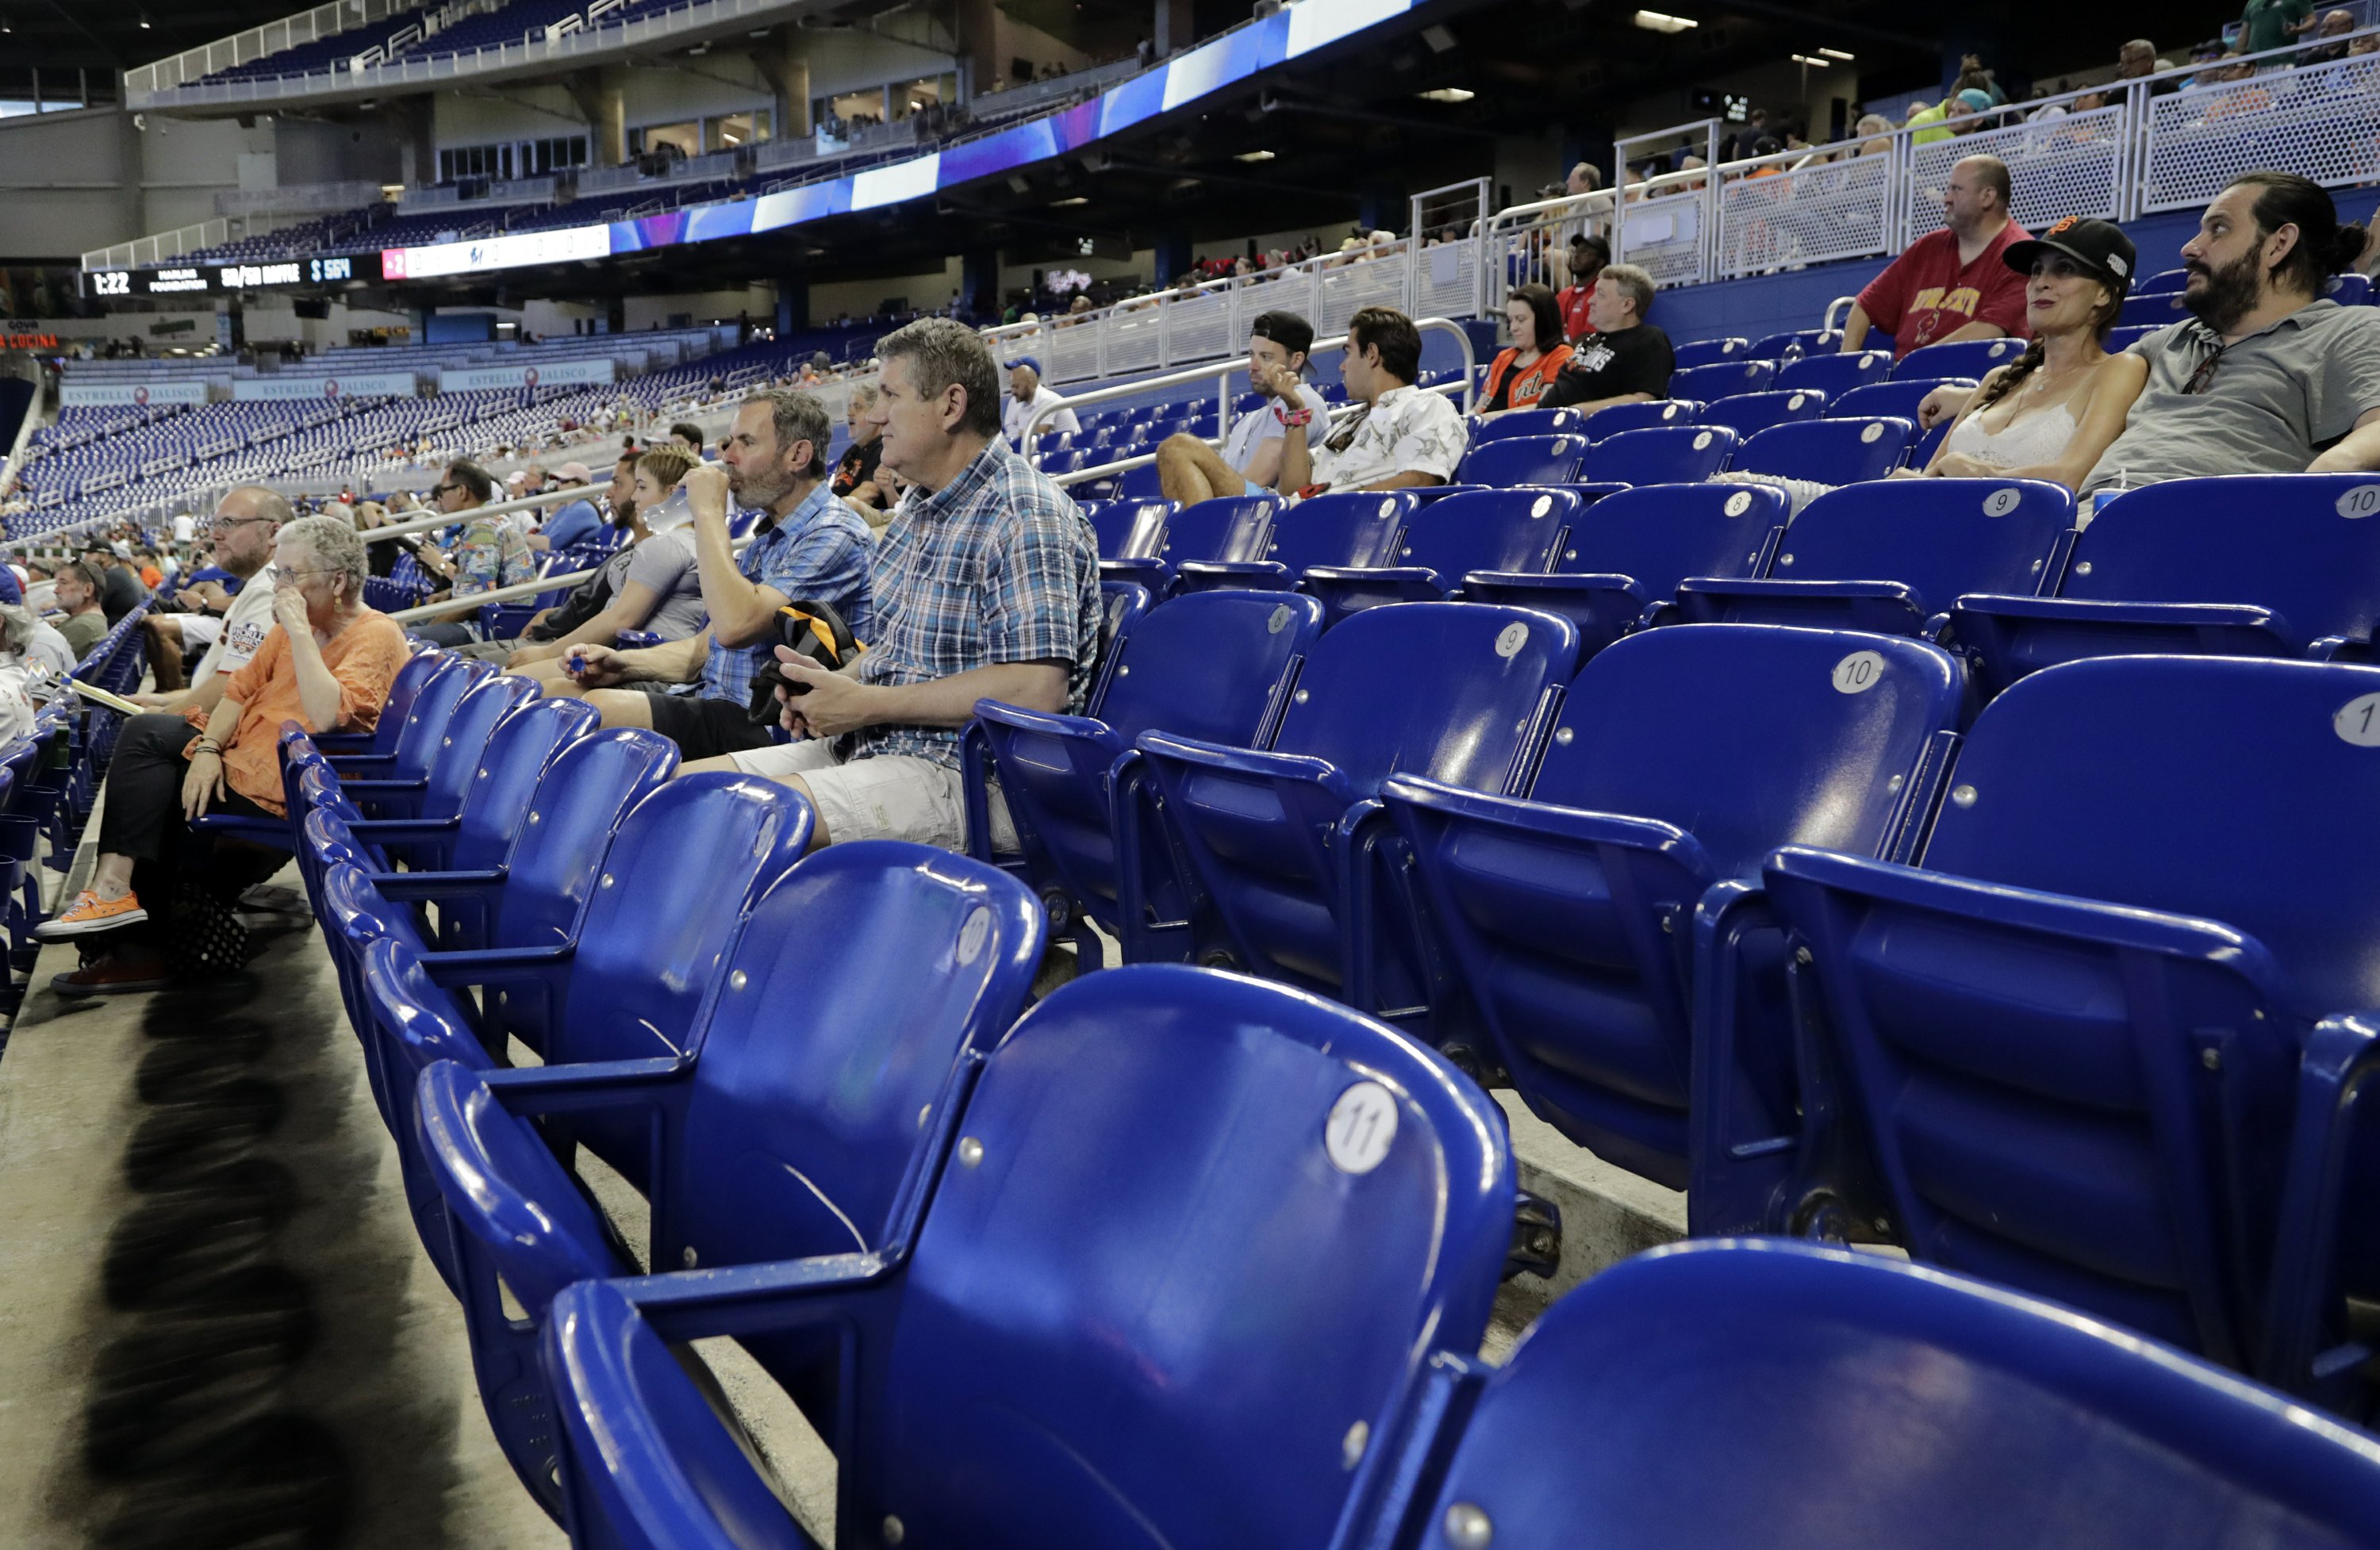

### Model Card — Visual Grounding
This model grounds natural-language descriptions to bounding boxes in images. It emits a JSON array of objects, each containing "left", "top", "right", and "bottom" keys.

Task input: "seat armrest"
[
  {"left": 419, "top": 943, "right": 574, "bottom": 988},
  {"left": 367, "top": 865, "right": 505, "bottom": 903}
]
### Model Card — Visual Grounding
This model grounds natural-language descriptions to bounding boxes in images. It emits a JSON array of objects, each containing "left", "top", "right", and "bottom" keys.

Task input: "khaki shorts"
[{"left": 729, "top": 739, "right": 1018, "bottom": 854}]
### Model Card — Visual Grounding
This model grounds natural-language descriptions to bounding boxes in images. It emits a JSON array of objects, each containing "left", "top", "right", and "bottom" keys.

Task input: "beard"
[{"left": 2182, "top": 247, "right": 2263, "bottom": 333}]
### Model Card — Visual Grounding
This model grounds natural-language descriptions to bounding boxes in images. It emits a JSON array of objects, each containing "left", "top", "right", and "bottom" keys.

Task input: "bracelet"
[
  {"left": 1276, "top": 407, "right": 1315, "bottom": 428},
  {"left": 193, "top": 741, "right": 223, "bottom": 758}
]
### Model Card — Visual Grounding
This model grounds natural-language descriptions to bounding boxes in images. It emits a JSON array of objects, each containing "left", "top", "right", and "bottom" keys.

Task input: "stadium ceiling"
[{"left": 0, "top": 0, "right": 305, "bottom": 74}]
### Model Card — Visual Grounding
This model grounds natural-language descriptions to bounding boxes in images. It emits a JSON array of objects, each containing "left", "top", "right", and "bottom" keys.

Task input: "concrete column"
[
  {"left": 752, "top": 27, "right": 812, "bottom": 140},
  {"left": 117, "top": 106, "right": 145, "bottom": 246},
  {"left": 562, "top": 70, "right": 624, "bottom": 167},
  {"left": 1154, "top": 0, "right": 1193, "bottom": 56},
  {"left": 954, "top": 0, "right": 996, "bottom": 99}
]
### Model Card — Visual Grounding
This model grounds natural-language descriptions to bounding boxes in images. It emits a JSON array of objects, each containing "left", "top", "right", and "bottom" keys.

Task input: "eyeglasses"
[
  {"left": 432, "top": 481, "right": 464, "bottom": 497},
  {"left": 2184, "top": 345, "right": 2227, "bottom": 395},
  {"left": 209, "top": 515, "right": 273, "bottom": 533},
  {"left": 270, "top": 566, "right": 335, "bottom": 585}
]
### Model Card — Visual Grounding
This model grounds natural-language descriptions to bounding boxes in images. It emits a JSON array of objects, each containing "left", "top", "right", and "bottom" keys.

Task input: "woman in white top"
[
  {"left": 0, "top": 605, "right": 46, "bottom": 746},
  {"left": 1910, "top": 217, "right": 2148, "bottom": 492}
]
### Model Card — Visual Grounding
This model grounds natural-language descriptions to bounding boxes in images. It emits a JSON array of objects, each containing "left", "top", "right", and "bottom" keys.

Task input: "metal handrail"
[{"left": 383, "top": 524, "right": 759, "bottom": 620}]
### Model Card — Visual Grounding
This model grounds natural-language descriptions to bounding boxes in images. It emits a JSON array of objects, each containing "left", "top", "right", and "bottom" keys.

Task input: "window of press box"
[{"left": 436, "top": 136, "right": 589, "bottom": 182}]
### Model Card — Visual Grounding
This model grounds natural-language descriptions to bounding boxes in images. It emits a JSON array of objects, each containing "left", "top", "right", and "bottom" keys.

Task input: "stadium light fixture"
[
  {"left": 1051, "top": 196, "right": 1088, "bottom": 207},
  {"left": 1790, "top": 52, "right": 1831, "bottom": 67},
  {"left": 1818, "top": 46, "right": 1856, "bottom": 59},
  {"left": 1234, "top": 148, "right": 1276, "bottom": 161},
  {"left": 1416, "top": 86, "right": 1475, "bottom": 102},
  {"left": 1632, "top": 10, "right": 1696, "bottom": 32}
]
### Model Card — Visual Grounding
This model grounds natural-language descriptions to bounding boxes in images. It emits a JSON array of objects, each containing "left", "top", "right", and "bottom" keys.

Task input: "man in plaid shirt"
[{"left": 697, "top": 317, "right": 1100, "bottom": 853}]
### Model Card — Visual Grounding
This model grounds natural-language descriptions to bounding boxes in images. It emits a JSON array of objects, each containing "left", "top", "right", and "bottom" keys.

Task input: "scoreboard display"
[{"left": 82, "top": 252, "right": 381, "bottom": 299}]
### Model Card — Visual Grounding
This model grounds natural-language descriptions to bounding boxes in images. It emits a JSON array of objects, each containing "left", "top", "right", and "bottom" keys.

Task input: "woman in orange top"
[
  {"left": 1478, "top": 284, "right": 1574, "bottom": 416},
  {"left": 40, "top": 512, "right": 413, "bottom": 992}
]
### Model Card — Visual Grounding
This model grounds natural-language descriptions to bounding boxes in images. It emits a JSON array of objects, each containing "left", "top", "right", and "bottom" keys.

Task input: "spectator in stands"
[
  {"left": 1841, "top": 155, "right": 2030, "bottom": 359},
  {"left": 1479, "top": 285, "right": 1576, "bottom": 416},
  {"left": 1276, "top": 306, "right": 1467, "bottom": 496},
  {"left": 21, "top": 560, "right": 55, "bottom": 616},
  {"left": 171, "top": 511, "right": 197, "bottom": 546},
  {"left": 685, "top": 317, "right": 1097, "bottom": 854},
  {"left": 1854, "top": 113, "right": 1894, "bottom": 155},
  {"left": 1157, "top": 310, "right": 1330, "bottom": 505},
  {"left": 1907, "top": 96, "right": 1954, "bottom": 145},
  {"left": 411, "top": 458, "right": 533, "bottom": 646},
  {"left": 1538, "top": 264, "right": 1676, "bottom": 415},
  {"left": 79, "top": 543, "right": 147, "bottom": 625},
  {"left": 1003, "top": 358, "right": 1079, "bottom": 448},
  {"left": 1556, "top": 237, "right": 1610, "bottom": 340},
  {"left": 831, "top": 382, "right": 887, "bottom": 512},
  {"left": 529, "top": 462, "right": 601, "bottom": 552},
  {"left": 0, "top": 606, "right": 43, "bottom": 746},
  {"left": 52, "top": 562, "right": 106, "bottom": 662},
  {"left": 452, "top": 452, "right": 640, "bottom": 665},
  {"left": 135, "top": 485, "right": 282, "bottom": 699},
  {"left": 670, "top": 421, "right": 705, "bottom": 454},
  {"left": 36, "top": 516, "right": 410, "bottom": 992},
  {"left": 506, "top": 447, "right": 708, "bottom": 689},
  {"left": 1905, "top": 218, "right": 2148, "bottom": 491},
  {"left": 2239, "top": 0, "right": 2317, "bottom": 58},
  {"left": 2301, "top": 8, "right": 2360, "bottom": 63},
  {"left": 559, "top": 389, "right": 876, "bottom": 763}
]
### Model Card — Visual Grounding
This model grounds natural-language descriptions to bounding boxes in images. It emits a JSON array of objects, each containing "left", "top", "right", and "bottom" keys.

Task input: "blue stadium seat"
[
  {"left": 1894, "top": 336, "right": 2029, "bottom": 382},
  {"left": 1088, "top": 498, "right": 1172, "bottom": 563},
  {"left": 541, "top": 964, "right": 1518, "bottom": 1550},
  {"left": 1580, "top": 398, "right": 1699, "bottom": 437},
  {"left": 1732, "top": 416, "right": 1915, "bottom": 485},
  {"left": 1672, "top": 336, "right": 1752, "bottom": 369},
  {"left": 1136, "top": 602, "right": 1579, "bottom": 1034},
  {"left": 968, "top": 589, "right": 1324, "bottom": 965},
  {"left": 1747, "top": 328, "right": 1841, "bottom": 362},
  {"left": 1102, "top": 494, "right": 1276, "bottom": 590},
  {"left": 1464, "top": 483, "right": 1786, "bottom": 654},
  {"left": 1697, "top": 389, "right": 1829, "bottom": 439},
  {"left": 1171, "top": 489, "right": 1417, "bottom": 594},
  {"left": 321, "top": 654, "right": 482, "bottom": 785},
  {"left": 414, "top": 842, "right": 1044, "bottom": 1517},
  {"left": 2120, "top": 290, "right": 2192, "bottom": 328},
  {"left": 2103, "top": 323, "right": 2163, "bottom": 353},
  {"left": 1756, "top": 656, "right": 2380, "bottom": 1393},
  {"left": 1671, "top": 361, "right": 1776, "bottom": 401},
  {"left": 1775, "top": 349, "right": 1894, "bottom": 397},
  {"left": 1579, "top": 425, "right": 1739, "bottom": 485},
  {"left": 1453, "top": 433, "right": 1588, "bottom": 489},
  {"left": 1302, "top": 488, "right": 1580, "bottom": 623},
  {"left": 1116, "top": 462, "right": 1167, "bottom": 501},
  {"left": 1467, "top": 407, "right": 1588, "bottom": 443},
  {"left": 1676, "top": 478, "right": 2074, "bottom": 635},
  {"left": 1831, "top": 378, "right": 1978, "bottom": 421},
  {"left": 1951, "top": 474, "right": 2380, "bottom": 697},
  {"left": 1085, "top": 579, "right": 1154, "bottom": 708},
  {"left": 2136, "top": 267, "right": 2190, "bottom": 295},
  {"left": 1354, "top": 1238, "right": 2380, "bottom": 1550},
  {"left": 310, "top": 673, "right": 532, "bottom": 826},
  {"left": 2328, "top": 272, "right": 2372, "bottom": 307},
  {"left": 1384, "top": 623, "right": 1963, "bottom": 1198}
]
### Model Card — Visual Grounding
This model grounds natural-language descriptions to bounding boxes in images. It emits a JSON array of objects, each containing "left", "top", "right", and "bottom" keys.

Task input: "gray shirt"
[
  {"left": 2082, "top": 298, "right": 2380, "bottom": 497},
  {"left": 620, "top": 529, "right": 708, "bottom": 642}
]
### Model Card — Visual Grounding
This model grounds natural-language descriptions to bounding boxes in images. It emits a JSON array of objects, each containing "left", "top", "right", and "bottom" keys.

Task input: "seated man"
[
  {"left": 1275, "top": 305, "right": 1467, "bottom": 496},
  {"left": 1537, "top": 263, "right": 1677, "bottom": 416},
  {"left": 1002, "top": 357, "right": 1078, "bottom": 449},
  {"left": 559, "top": 389, "right": 876, "bottom": 762},
  {"left": 409, "top": 459, "right": 534, "bottom": 646},
  {"left": 80, "top": 544, "right": 148, "bottom": 625},
  {"left": 697, "top": 317, "right": 1100, "bottom": 854},
  {"left": 1841, "top": 155, "right": 2031, "bottom": 359},
  {"left": 1154, "top": 310, "right": 1330, "bottom": 506},
  {"left": 134, "top": 485, "right": 282, "bottom": 699},
  {"left": 528, "top": 462, "right": 602, "bottom": 551},
  {"left": 1919, "top": 171, "right": 2380, "bottom": 499},
  {"left": 52, "top": 562, "right": 109, "bottom": 661}
]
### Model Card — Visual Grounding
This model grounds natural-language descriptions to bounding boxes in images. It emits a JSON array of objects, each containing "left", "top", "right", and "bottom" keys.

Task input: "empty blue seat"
[
  {"left": 1832, "top": 377, "right": 1978, "bottom": 421},
  {"left": 1115, "top": 462, "right": 1167, "bottom": 501},
  {"left": 1747, "top": 328, "right": 1839, "bottom": 362},
  {"left": 2136, "top": 267, "right": 2190, "bottom": 295},
  {"left": 1951, "top": 474, "right": 2380, "bottom": 697},
  {"left": 1465, "top": 483, "right": 1787, "bottom": 654},
  {"left": 1581, "top": 398, "right": 1699, "bottom": 437},
  {"left": 1895, "top": 336, "right": 2029, "bottom": 382},
  {"left": 1302, "top": 488, "right": 1579, "bottom": 622},
  {"left": 1676, "top": 478, "right": 2074, "bottom": 635},
  {"left": 1453, "top": 433, "right": 1587, "bottom": 489},
  {"left": 1356, "top": 1238, "right": 2380, "bottom": 1550},
  {"left": 2328, "top": 272, "right": 2372, "bottom": 307},
  {"left": 1084, "top": 579, "right": 1153, "bottom": 708},
  {"left": 1171, "top": 489, "right": 1417, "bottom": 594},
  {"left": 1137, "top": 602, "right": 1579, "bottom": 1030},
  {"left": 317, "top": 648, "right": 450, "bottom": 757},
  {"left": 1467, "top": 407, "right": 1587, "bottom": 443},
  {"left": 2120, "top": 290, "right": 2191, "bottom": 328},
  {"left": 1698, "top": 389, "right": 1828, "bottom": 439},
  {"left": 415, "top": 842, "right": 1044, "bottom": 1516},
  {"left": 1672, "top": 336, "right": 1751, "bottom": 369},
  {"left": 1385, "top": 623, "right": 1964, "bottom": 1198},
  {"left": 1580, "top": 425, "right": 1739, "bottom": 485},
  {"left": 313, "top": 673, "right": 533, "bottom": 828},
  {"left": 542, "top": 964, "right": 1518, "bottom": 1550},
  {"left": 1733, "top": 416, "right": 1915, "bottom": 485},
  {"left": 1775, "top": 349, "right": 1894, "bottom": 397},
  {"left": 1671, "top": 360, "right": 1775, "bottom": 401},
  {"left": 2105, "top": 322, "right": 2164, "bottom": 352},
  {"left": 1102, "top": 494, "right": 1276, "bottom": 590},
  {"left": 1757, "top": 655, "right": 2380, "bottom": 1390},
  {"left": 1088, "top": 498, "right": 1171, "bottom": 562},
  {"left": 969, "top": 589, "right": 1325, "bottom": 964}
]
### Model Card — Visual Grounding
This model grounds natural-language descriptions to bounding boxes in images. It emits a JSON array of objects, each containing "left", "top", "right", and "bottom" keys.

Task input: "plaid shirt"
[
  {"left": 846, "top": 438, "right": 1100, "bottom": 769},
  {"left": 700, "top": 484, "right": 877, "bottom": 703}
]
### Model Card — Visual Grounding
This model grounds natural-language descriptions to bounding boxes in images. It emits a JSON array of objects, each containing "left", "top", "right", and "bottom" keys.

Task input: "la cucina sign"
[{"left": 2, "top": 333, "right": 62, "bottom": 350}]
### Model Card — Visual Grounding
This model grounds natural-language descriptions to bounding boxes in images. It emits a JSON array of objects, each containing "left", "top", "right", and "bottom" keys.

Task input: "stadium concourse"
[{"left": 6, "top": 0, "right": 2380, "bottom": 1544}]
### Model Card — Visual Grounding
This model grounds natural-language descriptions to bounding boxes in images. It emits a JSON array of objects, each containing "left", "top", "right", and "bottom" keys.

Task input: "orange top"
[
  {"left": 187, "top": 609, "right": 411, "bottom": 815},
  {"left": 140, "top": 566, "right": 164, "bottom": 589},
  {"left": 1483, "top": 343, "right": 1576, "bottom": 412}
]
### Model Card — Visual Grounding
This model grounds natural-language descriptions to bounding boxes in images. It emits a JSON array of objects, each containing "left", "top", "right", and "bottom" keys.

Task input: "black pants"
[
  {"left": 641, "top": 692, "right": 778, "bottom": 761},
  {"left": 409, "top": 623, "right": 478, "bottom": 648},
  {"left": 98, "top": 714, "right": 276, "bottom": 938}
]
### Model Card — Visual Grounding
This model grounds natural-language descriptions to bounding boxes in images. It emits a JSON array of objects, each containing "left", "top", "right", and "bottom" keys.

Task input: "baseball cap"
[
  {"left": 557, "top": 462, "right": 592, "bottom": 483},
  {"left": 2002, "top": 216, "right": 2138, "bottom": 292}
]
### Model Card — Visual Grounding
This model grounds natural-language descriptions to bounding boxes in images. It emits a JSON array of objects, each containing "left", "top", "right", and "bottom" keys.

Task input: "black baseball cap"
[{"left": 2002, "top": 217, "right": 2139, "bottom": 293}]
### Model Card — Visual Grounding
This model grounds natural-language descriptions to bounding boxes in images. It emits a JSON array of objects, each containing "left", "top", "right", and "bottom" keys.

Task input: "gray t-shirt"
[
  {"left": 620, "top": 530, "right": 708, "bottom": 642},
  {"left": 1220, "top": 385, "right": 1330, "bottom": 477},
  {"left": 2082, "top": 298, "right": 2380, "bottom": 497}
]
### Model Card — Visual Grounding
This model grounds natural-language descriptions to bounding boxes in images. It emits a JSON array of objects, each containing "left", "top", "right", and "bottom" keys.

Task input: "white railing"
[
  {"left": 82, "top": 220, "right": 230, "bottom": 272},
  {"left": 398, "top": 175, "right": 559, "bottom": 209},
  {"left": 216, "top": 179, "right": 392, "bottom": 217},
  {"left": 126, "top": 0, "right": 414, "bottom": 96}
]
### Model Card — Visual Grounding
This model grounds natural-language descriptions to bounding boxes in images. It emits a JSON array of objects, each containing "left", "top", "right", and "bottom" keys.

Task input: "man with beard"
[
  {"left": 559, "top": 389, "right": 876, "bottom": 761},
  {"left": 1918, "top": 172, "right": 2380, "bottom": 501}
]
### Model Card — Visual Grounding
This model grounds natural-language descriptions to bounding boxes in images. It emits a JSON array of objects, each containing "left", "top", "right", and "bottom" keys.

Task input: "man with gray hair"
[
  {"left": 560, "top": 386, "right": 877, "bottom": 762},
  {"left": 683, "top": 316, "right": 1100, "bottom": 856},
  {"left": 1540, "top": 263, "right": 1678, "bottom": 414}
]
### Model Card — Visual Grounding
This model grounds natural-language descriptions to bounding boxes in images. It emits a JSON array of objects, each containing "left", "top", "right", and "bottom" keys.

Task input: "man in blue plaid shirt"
[
  {"left": 698, "top": 318, "right": 1100, "bottom": 853},
  {"left": 560, "top": 389, "right": 876, "bottom": 761}
]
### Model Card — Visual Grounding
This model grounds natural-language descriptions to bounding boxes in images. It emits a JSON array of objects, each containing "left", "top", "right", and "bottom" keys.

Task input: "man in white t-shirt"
[
  {"left": 131, "top": 485, "right": 283, "bottom": 708},
  {"left": 1002, "top": 358, "right": 1079, "bottom": 449},
  {"left": 1155, "top": 310, "right": 1332, "bottom": 505},
  {"left": 1276, "top": 305, "right": 1468, "bottom": 496},
  {"left": 171, "top": 511, "right": 198, "bottom": 545}
]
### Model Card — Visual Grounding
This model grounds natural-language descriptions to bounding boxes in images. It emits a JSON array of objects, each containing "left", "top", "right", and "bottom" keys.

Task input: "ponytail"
[{"left": 2229, "top": 170, "right": 2362, "bottom": 294}]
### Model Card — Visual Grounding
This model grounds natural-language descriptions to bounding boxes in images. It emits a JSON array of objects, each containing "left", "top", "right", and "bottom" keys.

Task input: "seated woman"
[
  {"left": 508, "top": 445, "right": 708, "bottom": 695},
  {"left": 1904, "top": 217, "right": 2148, "bottom": 491},
  {"left": 36, "top": 515, "right": 413, "bottom": 995},
  {"left": 1476, "top": 284, "right": 1574, "bottom": 417}
]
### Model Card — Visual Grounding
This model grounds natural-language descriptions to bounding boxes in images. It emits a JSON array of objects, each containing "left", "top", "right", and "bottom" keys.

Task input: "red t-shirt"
[
  {"left": 1856, "top": 222, "right": 2033, "bottom": 359},
  {"left": 1557, "top": 285, "right": 1597, "bottom": 343}
]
